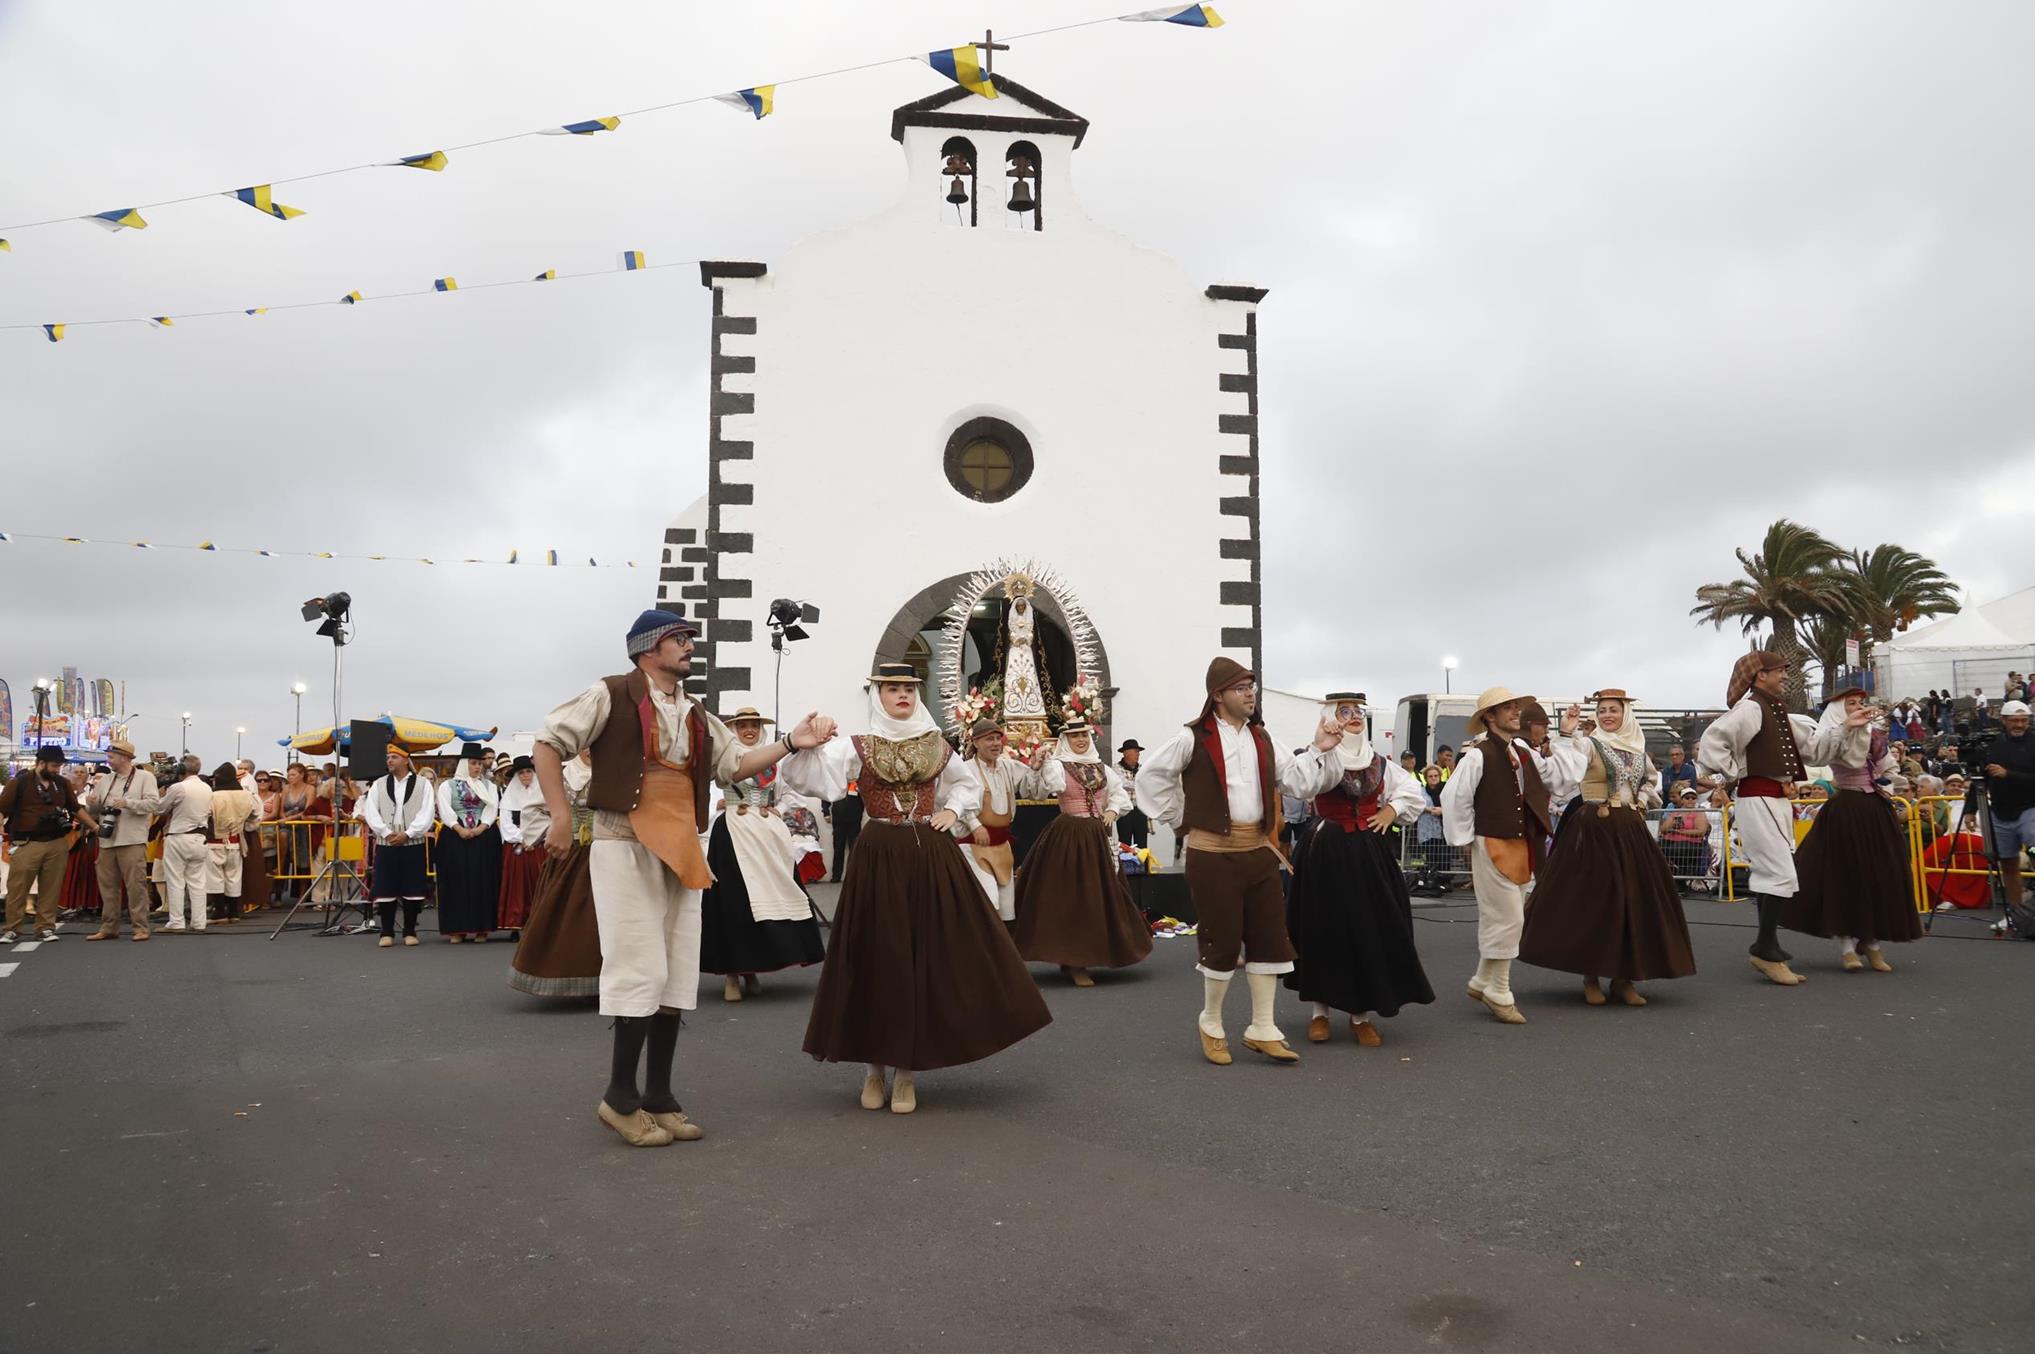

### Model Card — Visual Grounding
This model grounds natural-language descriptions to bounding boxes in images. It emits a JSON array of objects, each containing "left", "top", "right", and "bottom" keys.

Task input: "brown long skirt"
[
  {"left": 1784, "top": 789, "right": 1923, "bottom": 945},
  {"left": 1520, "top": 805, "right": 1696, "bottom": 982},
  {"left": 1009, "top": 815, "right": 1153, "bottom": 970},
  {"left": 507, "top": 845, "right": 600, "bottom": 998},
  {"left": 802, "top": 820, "right": 1052, "bottom": 1071}
]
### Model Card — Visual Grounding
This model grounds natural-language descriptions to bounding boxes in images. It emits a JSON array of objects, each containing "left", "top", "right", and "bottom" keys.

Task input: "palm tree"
[
  {"left": 1801, "top": 614, "right": 1857, "bottom": 701},
  {"left": 1689, "top": 520, "right": 1852, "bottom": 708},
  {"left": 1844, "top": 544, "right": 1961, "bottom": 643}
]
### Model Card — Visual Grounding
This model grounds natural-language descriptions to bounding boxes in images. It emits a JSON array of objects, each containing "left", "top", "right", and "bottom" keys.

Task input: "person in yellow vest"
[{"left": 533, "top": 609, "right": 836, "bottom": 1149}]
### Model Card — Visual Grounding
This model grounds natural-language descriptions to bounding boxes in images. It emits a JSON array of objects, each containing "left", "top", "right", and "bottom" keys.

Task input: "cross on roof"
[{"left": 972, "top": 29, "right": 1010, "bottom": 76}]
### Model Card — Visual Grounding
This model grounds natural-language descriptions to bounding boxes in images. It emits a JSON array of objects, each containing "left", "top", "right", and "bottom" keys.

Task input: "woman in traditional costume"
[
  {"left": 1782, "top": 690, "right": 1922, "bottom": 971},
  {"left": 1284, "top": 694, "right": 1435, "bottom": 1045},
  {"left": 1008, "top": 721, "right": 1151, "bottom": 987},
  {"left": 497, "top": 757, "right": 544, "bottom": 940},
  {"left": 700, "top": 708, "right": 826, "bottom": 1002},
  {"left": 434, "top": 743, "right": 502, "bottom": 941},
  {"left": 1519, "top": 690, "right": 1696, "bottom": 1005},
  {"left": 508, "top": 751, "right": 600, "bottom": 998},
  {"left": 779, "top": 663, "right": 1051, "bottom": 1114}
]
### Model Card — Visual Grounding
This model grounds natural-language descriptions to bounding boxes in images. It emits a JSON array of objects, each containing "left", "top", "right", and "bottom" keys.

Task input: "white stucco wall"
[{"left": 695, "top": 88, "right": 1260, "bottom": 750}]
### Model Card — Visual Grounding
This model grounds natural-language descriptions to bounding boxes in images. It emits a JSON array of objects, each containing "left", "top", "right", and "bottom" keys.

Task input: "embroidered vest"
[
  {"left": 1057, "top": 762, "right": 1110, "bottom": 819},
  {"left": 853, "top": 734, "right": 951, "bottom": 824}
]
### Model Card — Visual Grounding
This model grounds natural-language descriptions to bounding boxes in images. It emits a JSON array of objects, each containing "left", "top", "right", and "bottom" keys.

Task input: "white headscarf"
[
  {"left": 1053, "top": 726, "right": 1102, "bottom": 765},
  {"left": 1589, "top": 696, "right": 1647, "bottom": 758},
  {"left": 865, "top": 682, "right": 940, "bottom": 741},
  {"left": 1322, "top": 702, "right": 1373, "bottom": 773}
]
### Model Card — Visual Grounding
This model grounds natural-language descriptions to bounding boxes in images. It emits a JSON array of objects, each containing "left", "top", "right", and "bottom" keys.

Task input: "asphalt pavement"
[{"left": 1, "top": 890, "right": 2029, "bottom": 1354}]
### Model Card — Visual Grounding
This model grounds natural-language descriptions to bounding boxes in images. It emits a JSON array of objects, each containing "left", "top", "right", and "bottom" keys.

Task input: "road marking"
[
  {"left": 0, "top": 963, "right": 19, "bottom": 978},
  {"left": 12, "top": 941, "right": 41, "bottom": 952}
]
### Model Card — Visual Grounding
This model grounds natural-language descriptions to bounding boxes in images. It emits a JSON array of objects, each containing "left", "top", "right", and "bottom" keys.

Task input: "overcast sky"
[{"left": 3, "top": 0, "right": 2031, "bottom": 762}]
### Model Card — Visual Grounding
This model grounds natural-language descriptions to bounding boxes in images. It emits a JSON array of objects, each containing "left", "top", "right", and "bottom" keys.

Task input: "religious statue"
[{"left": 996, "top": 574, "right": 1053, "bottom": 749}]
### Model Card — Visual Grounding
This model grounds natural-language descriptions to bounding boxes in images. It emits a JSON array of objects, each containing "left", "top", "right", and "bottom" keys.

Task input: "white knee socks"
[
  {"left": 1244, "top": 972, "right": 1283, "bottom": 1042},
  {"left": 1486, "top": 958, "right": 1516, "bottom": 1005},
  {"left": 1200, "top": 975, "right": 1230, "bottom": 1038},
  {"left": 1469, "top": 956, "right": 1498, "bottom": 992},
  {"left": 1840, "top": 937, "right": 1858, "bottom": 955}
]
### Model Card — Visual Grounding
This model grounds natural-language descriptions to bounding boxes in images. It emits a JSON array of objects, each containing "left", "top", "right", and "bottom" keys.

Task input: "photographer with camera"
[
  {"left": 81, "top": 737, "right": 162, "bottom": 941},
  {"left": 2, "top": 745, "right": 83, "bottom": 943},
  {"left": 1978, "top": 699, "right": 2035, "bottom": 912}
]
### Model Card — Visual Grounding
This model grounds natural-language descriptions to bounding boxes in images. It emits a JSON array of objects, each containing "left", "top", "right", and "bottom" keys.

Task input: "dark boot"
[
  {"left": 377, "top": 900, "right": 398, "bottom": 939},
  {"left": 400, "top": 899, "right": 422, "bottom": 938},
  {"left": 602, "top": 1017, "right": 650, "bottom": 1116},
  {"left": 1749, "top": 894, "right": 1788, "bottom": 962},
  {"left": 641, "top": 1011, "right": 683, "bottom": 1114}
]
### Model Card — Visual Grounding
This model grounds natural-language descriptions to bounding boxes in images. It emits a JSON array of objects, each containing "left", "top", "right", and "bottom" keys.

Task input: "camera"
[
  {"left": 97, "top": 810, "right": 119, "bottom": 839},
  {"left": 45, "top": 806, "right": 75, "bottom": 837}
]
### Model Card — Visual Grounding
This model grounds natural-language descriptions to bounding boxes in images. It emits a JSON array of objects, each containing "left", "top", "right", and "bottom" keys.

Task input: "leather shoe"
[
  {"left": 648, "top": 1110, "right": 704, "bottom": 1141},
  {"left": 1198, "top": 1027, "right": 1232, "bottom": 1066},
  {"left": 86, "top": 930, "right": 118, "bottom": 942},
  {"left": 131, "top": 929, "right": 150, "bottom": 942},
  {"left": 1475, "top": 992, "right": 1527, "bottom": 1024},
  {"left": 1841, "top": 951, "right": 1864, "bottom": 973},
  {"left": 860, "top": 1069, "right": 888, "bottom": 1110},
  {"left": 1749, "top": 955, "right": 1805, "bottom": 986},
  {"left": 596, "top": 1101, "right": 674, "bottom": 1147},
  {"left": 378, "top": 936, "right": 395, "bottom": 948},
  {"left": 890, "top": 1076, "right": 917, "bottom": 1115},
  {"left": 1306, "top": 1015, "right": 1330, "bottom": 1043},
  {"left": 724, "top": 975, "right": 744, "bottom": 1003},
  {"left": 1864, "top": 946, "right": 1893, "bottom": 973},
  {"left": 1582, "top": 977, "right": 1607, "bottom": 1006},
  {"left": 1352, "top": 1019, "right": 1382, "bottom": 1048},
  {"left": 1610, "top": 979, "right": 1647, "bottom": 1007},
  {"left": 1241, "top": 1035, "right": 1301, "bottom": 1063}
]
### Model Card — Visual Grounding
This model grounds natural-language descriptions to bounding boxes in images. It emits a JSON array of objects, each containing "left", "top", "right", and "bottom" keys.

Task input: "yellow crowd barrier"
[
  {"left": 1718, "top": 793, "right": 2014, "bottom": 914},
  {"left": 258, "top": 817, "right": 433, "bottom": 886}
]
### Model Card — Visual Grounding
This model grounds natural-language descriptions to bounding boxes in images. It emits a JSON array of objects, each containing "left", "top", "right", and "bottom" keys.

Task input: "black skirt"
[
  {"left": 370, "top": 841, "right": 430, "bottom": 901},
  {"left": 1282, "top": 821, "right": 1435, "bottom": 1017},
  {"left": 435, "top": 825, "right": 501, "bottom": 934},
  {"left": 1009, "top": 814, "right": 1154, "bottom": 970},
  {"left": 803, "top": 820, "right": 1051, "bottom": 1071},
  {"left": 1784, "top": 789, "right": 1923, "bottom": 944},
  {"left": 1520, "top": 805, "right": 1696, "bottom": 981},
  {"left": 699, "top": 815, "right": 826, "bottom": 976}
]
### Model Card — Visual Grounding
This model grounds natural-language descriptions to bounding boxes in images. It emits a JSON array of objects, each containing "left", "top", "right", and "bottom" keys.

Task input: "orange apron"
[{"left": 628, "top": 759, "right": 712, "bottom": 890}]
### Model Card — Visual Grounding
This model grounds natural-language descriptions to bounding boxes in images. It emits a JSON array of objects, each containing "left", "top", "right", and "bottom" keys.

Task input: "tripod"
[
  {"left": 270, "top": 624, "right": 370, "bottom": 938},
  {"left": 1925, "top": 778, "right": 2007, "bottom": 934}
]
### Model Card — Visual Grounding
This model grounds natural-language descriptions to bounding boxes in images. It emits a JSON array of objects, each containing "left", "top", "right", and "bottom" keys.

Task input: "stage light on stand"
[{"left": 767, "top": 598, "right": 821, "bottom": 729}]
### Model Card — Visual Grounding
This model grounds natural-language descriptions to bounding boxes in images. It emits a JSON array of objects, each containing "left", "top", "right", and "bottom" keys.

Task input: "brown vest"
[
  {"left": 1743, "top": 694, "right": 1805, "bottom": 781},
  {"left": 1180, "top": 719, "right": 1278, "bottom": 834},
  {"left": 584, "top": 670, "right": 711, "bottom": 822},
  {"left": 1471, "top": 737, "right": 1550, "bottom": 840}
]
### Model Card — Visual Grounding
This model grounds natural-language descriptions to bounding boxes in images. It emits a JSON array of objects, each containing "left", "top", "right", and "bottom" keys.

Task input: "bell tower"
[{"left": 892, "top": 72, "right": 1089, "bottom": 231}]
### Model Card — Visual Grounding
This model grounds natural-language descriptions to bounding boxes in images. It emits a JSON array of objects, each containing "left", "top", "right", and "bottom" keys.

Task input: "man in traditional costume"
[
  {"left": 1284, "top": 693, "right": 1434, "bottom": 1046},
  {"left": 1520, "top": 689, "right": 1697, "bottom": 1006},
  {"left": 699, "top": 708, "right": 826, "bottom": 1003},
  {"left": 361, "top": 744, "right": 434, "bottom": 948},
  {"left": 1440, "top": 687, "right": 1581, "bottom": 1024},
  {"left": 779, "top": 663, "right": 1050, "bottom": 1114},
  {"left": 1009, "top": 720, "right": 1151, "bottom": 987},
  {"left": 961, "top": 719, "right": 1027, "bottom": 922},
  {"left": 1134, "top": 657, "right": 1342, "bottom": 1065},
  {"left": 1697, "top": 651, "right": 1855, "bottom": 985},
  {"left": 1781, "top": 688, "right": 1918, "bottom": 972},
  {"left": 533, "top": 608, "right": 833, "bottom": 1148}
]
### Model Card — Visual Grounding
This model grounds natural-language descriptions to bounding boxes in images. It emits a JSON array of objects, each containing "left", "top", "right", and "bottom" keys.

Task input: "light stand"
[
  {"left": 291, "top": 682, "right": 307, "bottom": 764},
  {"left": 766, "top": 598, "right": 820, "bottom": 730},
  {"left": 272, "top": 592, "right": 371, "bottom": 939}
]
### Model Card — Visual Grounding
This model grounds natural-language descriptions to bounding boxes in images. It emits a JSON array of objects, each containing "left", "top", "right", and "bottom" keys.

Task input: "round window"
[{"left": 943, "top": 417, "right": 1034, "bottom": 503}]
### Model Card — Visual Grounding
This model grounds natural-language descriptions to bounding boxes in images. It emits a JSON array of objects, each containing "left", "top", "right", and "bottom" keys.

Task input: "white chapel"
[{"left": 657, "top": 75, "right": 1267, "bottom": 747}]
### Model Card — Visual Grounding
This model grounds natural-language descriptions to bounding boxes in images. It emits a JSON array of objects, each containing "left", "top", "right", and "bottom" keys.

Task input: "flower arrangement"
[
  {"left": 952, "top": 679, "right": 1001, "bottom": 731},
  {"left": 1060, "top": 673, "right": 1107, "bottom": 728}
]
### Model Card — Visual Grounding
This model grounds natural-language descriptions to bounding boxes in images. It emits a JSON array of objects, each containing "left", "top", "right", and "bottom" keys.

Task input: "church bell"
[
  {"left": 943, "top": 154, "right": 972, "bottom": 205},
  {"left": 1007, "top": 155, "right": 1037, "bottom": 214}
]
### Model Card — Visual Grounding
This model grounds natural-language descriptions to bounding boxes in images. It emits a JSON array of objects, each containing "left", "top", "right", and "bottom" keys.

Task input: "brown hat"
[
  {"left": 1588, "top": 688, "right": 1634, "bottom": 705},
  {"left": 724, "top": 706, "right": 774, "bottom": 726},
  {"left": 1726, "top": 650, "right": 1786, "bottom": 705},
  {"left": 1466, "top": 686, "right": 1532, "bottom": 737},
  {"left": 1205, "top": 656, "right": 1254, "bottom": 696},
  {"left": 108, "top": 737, "right": 137, "bottom": 758},
  {"left": 967, "top": 718, "right": 1003, "bottom": 743},
  {"left": 1825, "top": 685, "right": 1867, "bottom": 705}
]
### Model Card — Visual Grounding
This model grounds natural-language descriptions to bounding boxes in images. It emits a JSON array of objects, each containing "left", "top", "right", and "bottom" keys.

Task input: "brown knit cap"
[
  {"left": 1205, "top": 656, "right": 1254, "bottom": 696},
  {"left": 1726, "top": 650, "right": 1786, "bottom": 706}
]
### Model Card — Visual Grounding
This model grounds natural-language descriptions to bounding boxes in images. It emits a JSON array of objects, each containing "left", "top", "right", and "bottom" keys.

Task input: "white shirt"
[
  {"left": 159, "top": 777, "right": 214, "bottom": 835},
  {"left": 966, "top": 755, "right": 1033, "bottom": 832},
  {"left": 499, "top": 777, "right": 540, "bottom": 846},
  {"left": 536, "top": 678, "right": 745, "bottom": 838},
  {"left": 1696, "top": 697, "right": 1847, "bottom": 786},
  {"left": 778, "top": 738, "right": 979, "bottom": 824},
  {"left": 362, "top": 773, "right": 434, "bottom": 844},
  {"left": 1133, "top": 723, "right": 1339, "bottom": 828},
  {"left": 1440, "top": 737, "right": 1582, "bottom": 848}
]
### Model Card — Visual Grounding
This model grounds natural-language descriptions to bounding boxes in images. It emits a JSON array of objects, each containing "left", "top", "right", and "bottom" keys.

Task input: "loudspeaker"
[{"left": 348, "top": 719, "right": 392, "bottom": 780}]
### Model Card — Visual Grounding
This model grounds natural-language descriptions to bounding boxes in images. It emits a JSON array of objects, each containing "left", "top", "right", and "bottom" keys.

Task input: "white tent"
[{"left": 1873, "top": 589, "right": 2035, "bottom": 698}]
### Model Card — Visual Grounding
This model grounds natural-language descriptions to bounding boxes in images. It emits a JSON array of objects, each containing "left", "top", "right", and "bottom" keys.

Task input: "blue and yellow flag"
[
  {"left": 43, "top": 324, "right": 64, "bottom": 342},
  {"left": 228, "top": 185, "right": 305, "bottom": 220},
  {"left": 533, "top": 269, "right": 556, "bottom": 281},
  {"left": 542, "top": 116, "right": 620, "bottom": 136},
  {"left": 919, "top": 48, "right": 996, "bottom": 98},
  {"left": 1120, "top": 5, "right": 1225, "bottom": 26},
  {"left": 148, "top": 316, "right": 174, "bottom": 328},
  {"left": 391, "top": 151, "right": 449, "bottom": 171},
  {"left": 0, "top": 239, "right": 10, "bottom": 252},
  {"left": 245, "top": 308, "right": 267, "bottom": 316},
  {"left": 340, "top": 290, "right": 363, "bottom": 305},
  {"left": 85, "top": 208, "right": 148, "bottom": 231},
  {"left": 434, "top": 277, "right": 457, "bottom": 292},
  {"left": 714, "top": 86, "right": 775, "bottom": 119},
  {"left": 618, "top": 250, "right": 646, "bottom": 270},
  {"left": 545, "top": 549, "right": 559, "bottom": 565}
]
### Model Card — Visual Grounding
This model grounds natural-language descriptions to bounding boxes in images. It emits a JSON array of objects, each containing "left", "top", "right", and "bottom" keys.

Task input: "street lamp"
[
  {"left": 236, "top": 726, "right": 247, "bottom": 759},
  {"left": 1443, "top": 656, "right": 1458, "bottom": 694},
  {"left": 290, "top": 682, "right": 307, "bottom": 762},
  {"left": 180, "top": 712, "right": 193, "bottom": 757}
]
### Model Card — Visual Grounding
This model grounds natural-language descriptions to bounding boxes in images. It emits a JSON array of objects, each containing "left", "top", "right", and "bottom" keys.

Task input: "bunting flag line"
[
  {"left": 43, "top": 324, "right": 64, "bottom": 342},
  {"left": 1120, "top": 4, "right": 1224, "bottom": 26},
  {"left": 532, "top": 269, "right": 556, "bottom": 281},
  {"left": 714, "top": 85, "right": 775, "bottom": 119},
  {"left": 227, "top": 185, "right": 305, "bottom": 220},
  {"left": 0, "top": 8, "right": 1223, "bottom": 244},
  {"left": 541, "top": 116, "right": 621, "bottom": 136},
  {"left": 85, "top": 208, "right": 148, "bottom": 232},
  {"left": 618, "top": 250, "right": 647, "bottom": 270},
  {"left": 919, "top": 47, "right": 997, "bottom": 98},
  {"left": 0, "top": 530, "right": 640, "bottom": 569},
  {"left": 245, "top": 308, "right": 267, "bottom": 315},
  {"left": 148, "top": 316, "right": 174, "bottom": 328},
  {"left": 433, "top": 277, "right": 457, "bottom": 292},
  {"left": 339, "top": 290, "right": 363, "bottom": 304}
]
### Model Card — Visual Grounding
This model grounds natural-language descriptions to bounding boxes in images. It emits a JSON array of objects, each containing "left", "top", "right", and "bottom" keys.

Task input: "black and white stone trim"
[
  {"left": 694, "top": 263, "right": 769, "bottom": 703},
  {"left": 1207, "top": 285, "right": 1266, "bottom": 681}
]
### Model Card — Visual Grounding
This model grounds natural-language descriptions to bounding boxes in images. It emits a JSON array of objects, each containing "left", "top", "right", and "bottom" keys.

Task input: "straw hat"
[
  {"left": 1466, "top": 686, "right": 1532, "bottom": 737},
  {"left": 868, "top": 661, "right": 919, "bottom": 685},
  {"left": 724, "top": 706, "right": 774, "bottom": 725}
]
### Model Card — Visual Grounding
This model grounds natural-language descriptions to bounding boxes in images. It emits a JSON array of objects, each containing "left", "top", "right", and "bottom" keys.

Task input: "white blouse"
[
  {"left": 1440, "top": 738, "right": 1583, "bottom": 848},
  {"left": 778, "top": 737, "right": 980, "bottom": 824}
]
